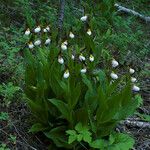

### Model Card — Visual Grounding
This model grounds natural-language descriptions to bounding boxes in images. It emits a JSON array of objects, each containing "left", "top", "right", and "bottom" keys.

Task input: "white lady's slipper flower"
[
  {"left": 129, "top": 68, "right": 135, "bottom": 74},
  {"left": 63, "top": 70, "right": 70, "bottom": 79},
  {"left": 79, "top": 54, "right": 85, "bottom": 61},
  {"left": 43, "top": 26, "right": 50, "bottom": 32},
  {"left": 45, "top": 38, "right": 51, "bottom": 45},
  {"left": 110, "top": 72, "right": 118, "bottom": 80},
  {"left": 89, "top": 54, "right": 94, "bottom": 62},
  {"left": 28, "top": 42, "right": 34, "bottom": 49},
  {"left": 34, "top": 39, "right": 41, "bottom": 46},
  {"left": 80, "top": 15, "right": 88, "bottom": 22},
  {"left": 131, "top": 77, "right": 137, "bottom": 83},
  {"left": 25, "top": 28, "right": 30, "bottom": 35},
  {"left": 132, "top": 85, "right": 140, "bottom": 92},
  {"left": 71, "top": 55, "right": 75, "bottom": 60},
  {"left": 80, "top": 68, "right": 87, "bottom": 73},
  {"left": 58, "top": 56, "right": 64, "bottom": 64},
  {"left": 34, "top": 26, "right": 41, "bottom": 33},
  {"left": 61, "top": 43, "right": 67, "bottom": 51},
  {"left": 69, "top": 32, "right": 75, "bottom": 39},
  {"left": 87, "top": 29, "right": 92, "bottom": 36},
  {"left": 63, "top": 40, "right": 68, "bottom": 45},
  {"left": 112, "top": 59, "right": 119, "bottom": 68}
]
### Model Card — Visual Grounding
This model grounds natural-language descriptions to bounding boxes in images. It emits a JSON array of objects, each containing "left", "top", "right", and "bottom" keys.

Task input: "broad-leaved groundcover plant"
[{"left": 24, "top": 15, "right": 140, "bottom": 149}]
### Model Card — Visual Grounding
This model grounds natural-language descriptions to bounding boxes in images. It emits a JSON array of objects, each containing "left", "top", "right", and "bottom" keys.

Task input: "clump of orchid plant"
[{"left": 24, "top": 15, "right": 141, "bottom": 150}]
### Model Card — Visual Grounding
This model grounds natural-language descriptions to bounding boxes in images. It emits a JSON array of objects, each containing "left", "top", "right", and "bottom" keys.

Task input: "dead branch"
[
  {"left": 115, "top": 3, "right": 150, "bottom": 23},
  {"left": 125, "top": 120, "right": 150, "bottom": 128}
]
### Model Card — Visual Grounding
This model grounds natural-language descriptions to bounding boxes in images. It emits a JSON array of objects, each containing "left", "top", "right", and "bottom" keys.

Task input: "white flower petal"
[
  {"left": 112, "top": 59, "right": 119, "bottom": 68},
  {"left": 28, "top": 43, "right": 34, "bottom": 49},
  {"left": 25, "top": 29, "right": 30, "bottom": 35},
  {"left": 58, "top": 57, "right": 64, "bottom": 64},
  {"left": 129, "top": 68, "right": 135, "bottom": 74},
  {"left": 80, "top": 15, "right": 88, "bottom": 21},
  {"left": 69, "top": 32, "right": 75, "bottom": 39},
  {"left": 131, "top": 77, "right": 137, "bottom": 83},
  {"left": 34, "top": 26, "right": 41, "bottom": 33},
  {"left": 45, "top": 38, "right": 51, "bottom": 45},
  {"left": 34, "top": 40, "right": 41, "bottom": 46},
  {"left": 89, "top": 55, "right": 94, "bottom": 62},
  {"left": 81, "top": 68, "right": 87, "bottom": 73},
  {"left": 79, "top": 54, "right": 85, "bottom": 61},
  {"left": 110, "top": 72, "right": 118, "bottom": 80},
  {"left": 132, "top": 85, "right": 140, "bottom": 92},
  {"left": 61, "top": 44, "right": 67, "bottom": 51},
  {"left": 63, "top": 70, "right": 70, "bottom": 78}
]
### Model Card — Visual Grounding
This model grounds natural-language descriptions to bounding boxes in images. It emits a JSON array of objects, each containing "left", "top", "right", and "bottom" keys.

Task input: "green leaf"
[
  {"left": 109, "top": 133, "right": 135, "bottom": 150},
  {"left": 90, "top": 139, "right": 108, "bottom": 149},
  {"left": 77, "top": 134, "right": 83, "bottom": 142},
  {"left": 66, "top": 130, "right": 77, "bottom": 144},
  {"left": 29, "top": 123, "right": 47, "bottom": 133},
  {"left": 48, "top": 98, "right": 72, "bottom": 123},
  {"left": 44, "top": 126, "right": 71, "bottom": 148}
]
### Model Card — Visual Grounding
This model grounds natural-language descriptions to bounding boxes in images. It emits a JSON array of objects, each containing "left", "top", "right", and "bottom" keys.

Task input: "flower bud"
[
  {"left": 80, "top": 68, "right": 87, "bottom": 73},
  {"left": 110, "top": 72, "right": 118, "bottom": 80},
  {"left": 34, "top": 40, "right": 41, "bottom": 46},
  {"left": 69, "top": 32, "right": 75, "bottom": 39},
  {"left": 58, "top": 56, "right": 64, "bottom": 64},
  {"left": 80, "top": 15, "right": 88, "bottom": 21},
  {"left": 89, "top": 54, "right": 94, "bottom": 62},
  {"left": 63, "top": 69, "right": 70, "bottom": 79},
  {"left": 79, "top": 54, "right": 85, "bottom": 61},
  {"left": 28, "top": 42, "right": 34, "bottom": 49},
  {"left": 132, "top": 85, "right": 140, "bottom": 92},
  {"left": 61, "top": 43, "right": 67, "bottom": 51},
  {"left": 45, "top": 38, "right": 51, "bottom": 45},
  {"left": 112, "top": 59, "right": 119, "bottom": 68},
  {"left": 34, "top": 26, "right": 41, "bottom": 33},
  {"left": 87, "top": 29, "right": 92, "bottom": 36},
  {"left": 129, "top": 68, "right": 135, "bottom": 74},
  {"left": 25, "top": 28, "right": 30, "bottom": 35},
  {"left": 131, "top": 77, "right": 137, "bottom": 83}
]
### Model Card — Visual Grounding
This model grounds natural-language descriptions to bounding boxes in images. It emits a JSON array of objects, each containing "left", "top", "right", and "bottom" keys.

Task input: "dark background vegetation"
[{"left": 0, "top": 0, "right": 149, "bottom": 149}]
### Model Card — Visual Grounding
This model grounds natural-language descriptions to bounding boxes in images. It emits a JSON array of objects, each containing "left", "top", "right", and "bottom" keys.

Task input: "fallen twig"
[
  {"left": 115, "top": 3, "right": 150, "bottom": 22},
  {"left": 125, "top": 120, "right": 150, "bottom": 128}
]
